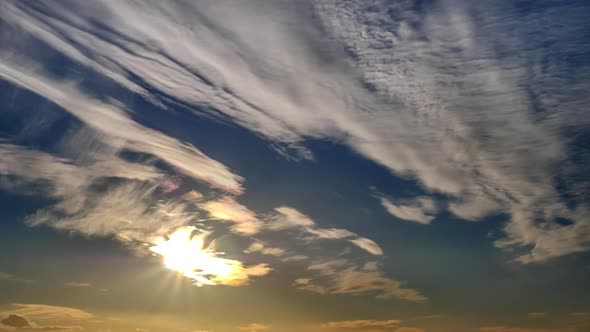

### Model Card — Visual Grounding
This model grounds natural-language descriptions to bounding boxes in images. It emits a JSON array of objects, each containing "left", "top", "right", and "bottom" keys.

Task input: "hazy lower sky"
[{"left": 1, "top": 1, "right": 589, "bottom": 332}]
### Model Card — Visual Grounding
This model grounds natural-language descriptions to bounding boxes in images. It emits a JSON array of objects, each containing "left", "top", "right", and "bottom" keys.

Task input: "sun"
[{"left": 149, "top": 227, "right": 246, "bottom": 286}]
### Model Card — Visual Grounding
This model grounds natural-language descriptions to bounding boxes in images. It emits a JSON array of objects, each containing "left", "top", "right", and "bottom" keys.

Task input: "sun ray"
[{"left": 149, "top": 227, "right": 269, "bottom": 286}]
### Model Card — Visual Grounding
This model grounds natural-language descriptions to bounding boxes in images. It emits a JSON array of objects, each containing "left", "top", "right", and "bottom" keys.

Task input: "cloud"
[
  {"left": 25, "top": 182, "right": 195, "bottom": 242},
  {"left": 0, "top": 62, "right": 243, "bottom": 194},
  {"left": 0, "top": 130, "right": 390, "bottom": 294},
  {"left": 63, "top": 283, "right": 91, "bottom": 288},
  {"left": 281, "top": 255, "right": 308, "bottom": 262},
  {"left": 1, "top": 315, "right": 31, "bottom": 328},
  {"left": 237, "top": 323, "right": 270, "bottom": 332},
  {"left": 244, "top": 242, "right": 285, "bottom": 257},
  {"left": 2, "top": 0, "right": 583, "bottom": 263},
  {"left": 0, "top": 30, "right": 268, "bottom": 287},
  {"left": 0, "top": 272, "right": 33, "bottom": 284},
  {"left": 0, "top": 304, "right": 92, "bottom": 331},
  {"left": 0, "top": 143, "right": 159, "bottom": 198},
  {"left": 181, "top": 191, "right": 204, "bottom": 202},
  {"left": 2, "top": 2, "right": 583, "bottom": 320},
  {"left": 6, "top": 157, "right": 270, "bottom": 287},
  {"left": 479, "top": 328, "right": 571, "bottom": 332},
  {"left": 269, "top": 207, "right": 361, "bottom": 241},
  {"left": 0, "top": 314, "right": 83, "bottom": 332},
  {"left": 306, "top": 228, "right": 357, "bottom": 240},
  {"left": 379, "top": 197, "right": 437, "bottom": 225},
  {"left": 321, "top": 320, "right": 400, "bottom": 329},
  {"left": 295, "top": 259, "right": 426, "bottom": 302},
  {"left": 0, "top": 140, "right": 272, "bottom": 288},
  {"left": 200, "top": 197, "right": 262, "bottom": 235},
  {"left": 349, "top": 238, "right": 384, "bottom": 256},
  {"left": 266, "top": 207, "right": 316, "bottom": 231},
  {"left": 394, "top": 328, "right": 425, "bottom": 332},
  {"left": 264, "top": 208, "right": 422, "bottom": 301},
  {"left": 1, "top": 304, "right": 93, "bottom": 321}
]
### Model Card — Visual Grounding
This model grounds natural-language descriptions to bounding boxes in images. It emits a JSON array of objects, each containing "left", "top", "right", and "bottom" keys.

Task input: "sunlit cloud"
[
  {"left": 200, "top": 197, "right": 262, "bottom": 235},
  {"left": 266, "top": 207, "right": 316, "bottom": 231},
  {"left": 269, "top": 207, "right": 356, "bottom": 241},
  {"left": 281, "top": 255, "right": 308, "bottom": 262},
  {"left": 379, "top": 197, "right": 437, "bottom": 225},
  {"left": 0, "top": 304, "right": 92, "bottom": 332},
  {"left": 0, "top": 304, "right": 93, "bottom": 331},
  {"left": 306, "top": 228, "right": 357, "bottom": 240},
  {"left": 0, "top": 143, "right": 159, "bottom": 199},
  {"left": 0, "top": 314, "right": 83, "bottom": 331},
  {"left": 150, "top": 227, "right": 271, "bottom": 286},
  {"left": 25, "top": 182, "right": 195, "bottom": 242},
  {"left": 237, "top": 323, "right": 271, "bottom": 332},
  {"left": 244, "top": 242, "right": 285, "bottom": 257},
  {"left": 320, "top": 320, "right": 425, "bottom": 332},
  {"left": 394, "top": 328, "right": 425, "bottom": 332},
  {"left": 181, "top": 190, "right": 204, "bottom": 202},
  {"left": 0, "top": 304, "right": 93, "bottom": 321},
  {"left": 349, "top": 238, "right": 384, "bottom": 256},
  {"left": 263, "top": 207, "right": 423, "bottom": 301},
  {"left": 296, "top": 259, "right": 426, "bottom": 302},
  {"left": 479, "top": 328, "right": 571, "bottom": 332},
  {"left": 0, "top": 63, "right": 243, "bottom": 194}
]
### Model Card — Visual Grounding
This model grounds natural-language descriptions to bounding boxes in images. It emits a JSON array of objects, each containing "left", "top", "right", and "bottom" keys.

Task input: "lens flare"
[{"left": 149, "top": 227, "right": 270, "bottom": 286}]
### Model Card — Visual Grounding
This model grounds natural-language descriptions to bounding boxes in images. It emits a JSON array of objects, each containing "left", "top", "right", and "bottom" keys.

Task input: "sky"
[{"left": 0, "top": 0, "right": 589, "bottom": 332}]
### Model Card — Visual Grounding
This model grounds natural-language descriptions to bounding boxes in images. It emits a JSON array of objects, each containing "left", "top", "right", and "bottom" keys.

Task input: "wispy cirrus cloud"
[
  {"left": 2, "top": 0, "right": 583, "bottom": 263},
  {"left": 0, "top": 65, "right": 259, "bottom": 286},
  {"left": 295, "top": 259, "right": 426, "bottom": 302},
  {"left": 0, "top": 62, "right": 243, "bottom": 194},
  {"left": 0, "top": 0, "right": 584, "bottom": 313},
  {"left": 268, "top": 207, "right": 384, "bottom": 256}
]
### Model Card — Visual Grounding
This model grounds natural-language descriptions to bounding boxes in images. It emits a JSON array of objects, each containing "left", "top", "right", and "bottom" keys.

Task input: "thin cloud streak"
[
  {"left": 296, "top": 259, "right": 427, "bottom": 302},
  {"left": 321, "top": 319, "right": 400, "bottom": 329},
  {"left": 379, "top": 196, "right": 437, "bottom": 225}
]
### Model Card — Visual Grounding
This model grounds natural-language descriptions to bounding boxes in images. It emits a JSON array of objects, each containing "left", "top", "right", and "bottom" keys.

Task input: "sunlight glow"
[{"left": 149, "top": 227, "right": 270, "bottom": 286}]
